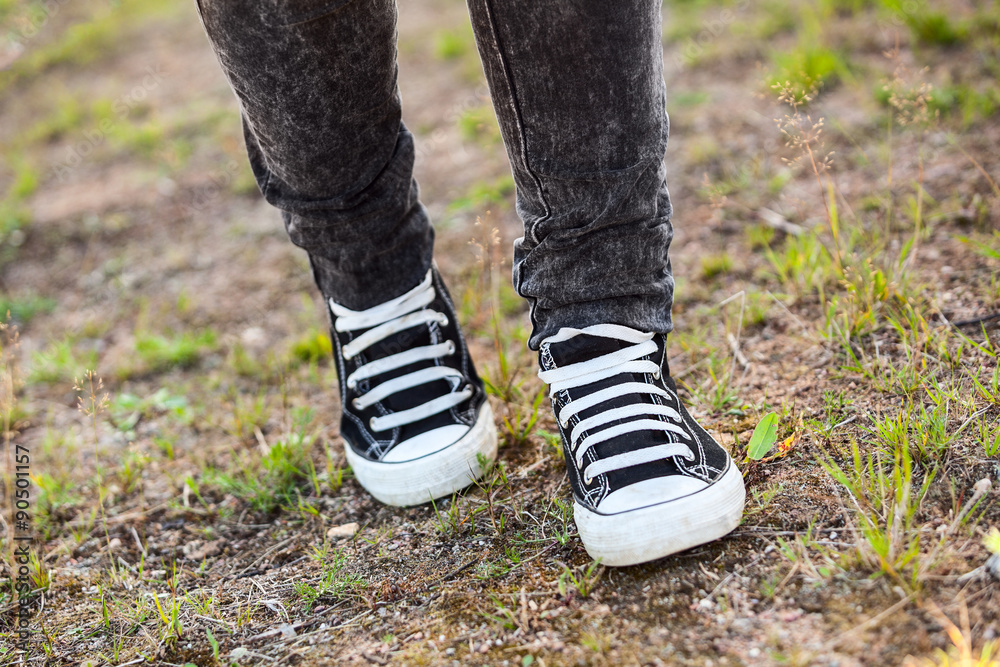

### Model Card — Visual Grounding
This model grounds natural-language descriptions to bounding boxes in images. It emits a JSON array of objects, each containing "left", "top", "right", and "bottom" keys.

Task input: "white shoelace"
[
  {"left": 330, "top": 271, "right": 472, "bottom": 433},
  {"left": 537, "top": 324, "right": 693, "bottom": 484}
]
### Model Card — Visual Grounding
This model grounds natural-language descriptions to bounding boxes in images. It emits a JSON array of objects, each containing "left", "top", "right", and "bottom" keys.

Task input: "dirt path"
[{"left": 1, "top": 0, "right": 998, "bottom": 665}]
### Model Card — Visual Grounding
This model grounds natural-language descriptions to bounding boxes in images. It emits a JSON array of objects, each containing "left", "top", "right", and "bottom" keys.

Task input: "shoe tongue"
[
  {"left": 548, "top": 333, "right": 672, "bottom": 463},
  {"left": 367, "top": 323, "right": 433, "bottom": 361},
  {"left": 355, "top": 321, "right": 447, "bottom": 414},
  {"left": 545, "top": 333, "right": 630, "bottom": 368}
]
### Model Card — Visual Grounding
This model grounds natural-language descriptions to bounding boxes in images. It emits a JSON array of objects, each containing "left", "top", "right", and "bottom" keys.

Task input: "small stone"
[
  {"left": 748, "top": 648, "right": 761, "bottom": 658},
  {"left": 183, "top": 539, "right": 224, "bottom": 561},
  {"left": 986, "top": 554, "right": 1000, "bottom": 581},
  {"left": 445, "top": 648, "right": 455, "bottom": 656},
  {"left": 241, "top": 327, "right": 268, "bottom": 350},
  {"left": 326, "top": 522, "right": 360, "bottom": 540}
]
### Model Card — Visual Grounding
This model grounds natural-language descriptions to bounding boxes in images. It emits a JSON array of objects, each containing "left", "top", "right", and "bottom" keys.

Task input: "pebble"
[{"left": 326, "top": 522, "right": 360, "bottom": 540}]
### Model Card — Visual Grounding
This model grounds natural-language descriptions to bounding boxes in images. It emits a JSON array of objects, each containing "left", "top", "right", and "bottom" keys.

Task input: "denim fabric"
[{"left": 194, "top": 0, "right": 674, "bottom": 350}]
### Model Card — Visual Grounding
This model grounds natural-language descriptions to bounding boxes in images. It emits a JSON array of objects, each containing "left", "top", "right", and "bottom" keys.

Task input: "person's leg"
[
  {"left": 466, "top": 0, "right": 745, "bottom": 566},
  {"left": 193, "top": 0, "right": 429, "bottom": 309},
  {"left": 194, "top": 0, "right": 496, "bottom": 505},
  {"left": 465, "top": 0, "right": 674, "bottom": 350}
]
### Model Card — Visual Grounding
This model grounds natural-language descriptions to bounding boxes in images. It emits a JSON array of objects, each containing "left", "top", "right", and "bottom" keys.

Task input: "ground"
[{"left": 1, "top": 0, "right": 999, "bottom": 665}]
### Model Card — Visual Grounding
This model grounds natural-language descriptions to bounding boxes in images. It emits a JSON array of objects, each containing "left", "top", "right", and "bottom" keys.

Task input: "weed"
[
  {"left": 818, "top": 425, "right": 936, "bottom": 589},
  {"left": 701, "top": 252, "right": 733, "bottom": 279},
  {"left": 33, "top": 472, "right": 81, "bottom": 524},
  {"left": 294, "top": 547, "right": 366, "bottom": 611},
  {"left": 434, "top": 27, "right": 472, "bottom": 60},
  {"left": 481, "top": 592, "right": 520, "bottom": 630},
  {"left": 457, "top": 105, "right": 501, "bottom": 145},
  {"left": 28, "top": 339, "right": 99, "bottom": 384},
  {"left": 557, "top": 559, "right": 604, "bottom": 599},
  {"left": 769, "top": 46, "right": 848, "bottom": 97},
  {"left": 289, "top": 328, "right": 332, "bottom": 365},
  {"left": 682, "top": 364, "right": 739, "bottom": 415},
  {"left": 447, "top": 175, "right": 515, "bottom": 213},
  {"left": 973, "top": 416, "right": 1000, "bottom": 458},
  {"left": 204, "top": 407, "right": 317, "bottom": 512},
  {"left": 2, "top": 0, "right": 181, "bottom": 92},
  {"left": 501, "top": 386, "right": 545, "bottom": 448},
  {"left": 111, "top": 387, "right": 190, "bottom": 433},
  {"left": 0, "top": 293, "right": 56, "bottom": 324},
  {"left": 130, "top": 329, "right": 217, "bottom": 375},
  {"left": 970, "top": 365, "right": 1000, "bottom": 406}
]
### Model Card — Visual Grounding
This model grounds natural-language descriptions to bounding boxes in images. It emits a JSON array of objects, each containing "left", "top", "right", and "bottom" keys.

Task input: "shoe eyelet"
[{"left": 584, "top": 474, "right": 593, "bottom": 485}]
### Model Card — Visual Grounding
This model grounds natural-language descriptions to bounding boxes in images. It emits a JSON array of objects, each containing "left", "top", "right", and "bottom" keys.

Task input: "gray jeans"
[{"left": 195, "top": 0, "right": 674, "bottom": 350}]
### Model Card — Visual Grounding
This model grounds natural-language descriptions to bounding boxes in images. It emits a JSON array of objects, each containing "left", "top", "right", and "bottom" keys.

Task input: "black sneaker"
[
  {"left": 538, "top": 324, "right": 745, "bottom": 566},
  {"left": 326, "top": 267, "right": 497, "bottom": 506}
]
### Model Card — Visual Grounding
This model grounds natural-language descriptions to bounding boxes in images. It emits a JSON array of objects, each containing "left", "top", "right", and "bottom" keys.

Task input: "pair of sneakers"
[{"left": 326, "top": 268, "right": 745, "bottom": 566}]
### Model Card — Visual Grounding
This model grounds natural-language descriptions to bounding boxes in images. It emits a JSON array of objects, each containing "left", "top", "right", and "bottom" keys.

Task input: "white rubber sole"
[
  {"left": 573, "top": 462, "right": 746, "bottom": 567},
  {"left": 343, "top": 402, "right": 498, "bottom": 507}
]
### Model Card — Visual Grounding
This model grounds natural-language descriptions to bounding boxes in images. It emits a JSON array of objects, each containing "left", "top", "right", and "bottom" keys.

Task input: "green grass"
[
  {"left": 128, "top": 329, "right": 217, "bottom": 376},
  {"left": 28, "top": 338, "right": 99, "bottom": 384},
  {"left": 289, "top": 328, "right": 332, "bottom": 366},
  {"left": 1, "top": 0, "right": 181, "bottom": 92},
  {"left": 203, "top": 407, "right": 320, "bottom": 513},
  {"left": 294, "top": 544, "right": 367, "bottom": 612},
  {"left": 457, "top": 105, "right": 501, "bottom": 145},
  {"left": 0, "top": 293, "right": 56, "bottom": 323},
  {"left": 433, "top": 27, "right": 474, "bottom": 61},
  {"left": 700, "top": 252, "right": 733, "bottom": 279},
  {"left": 768, "top": 45, "right": 850, "bottom": 96},
  {"left": 447, "top": 175, "right": 515, "bottom": 213}
]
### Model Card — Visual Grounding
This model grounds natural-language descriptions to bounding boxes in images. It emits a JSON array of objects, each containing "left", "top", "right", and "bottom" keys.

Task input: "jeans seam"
[{"left": 479, "top": 0, "right": 549, "bottom": 247}]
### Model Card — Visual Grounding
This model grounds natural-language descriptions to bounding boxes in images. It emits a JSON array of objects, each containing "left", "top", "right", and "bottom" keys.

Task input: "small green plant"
[
  {"left": 701, "top": 252, "right": 733, "bottom": 279},
  {"left": 28, "top": 339, "right": 99, "bottom": 384},
  {"left": 457, "top": 105, "right": 501, "bottom": 145},
  {"left": 290, "top": 328, "right": 332, "bottom": 365},
  {"left": 132, "top": 329, "right": 217, "bottom": 374},
  {"left": 293, "top": 548, "right": 366, "bottom": 611},
  {"left": 111, "top": 387, "right": 190, "bottom": 432},
  {"left": 971, "top": 365, "right": 1000, "bottom": 405},
  {"left": 480, "top": 592, "right": 519, "bottom": 630},
  {"left": 769, "top": 46, "right": 848, "bottom": 99},
  {"left": 557, "top": 559, "right": 604, "bottom": 599},
  {"left": 204, "top": 407, "right": 317, "bottom": 512},
  {"left": 206, "top": 628, "right": 220, "bottom": 662},
  {"left": 447, "top": 175, "right": 515, "bottom": 213},
  {"left": 974, "top": 416, "right": 1000, "bottom": 458},
  {"left": 818, "top": 426, "right": 935, "bottom": 589},
  {"left": 0, "top": 294, "right": 57, "bottom": 324},
  {"left": 433, "top": 27, "right": 472, "bottom": 60}
]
